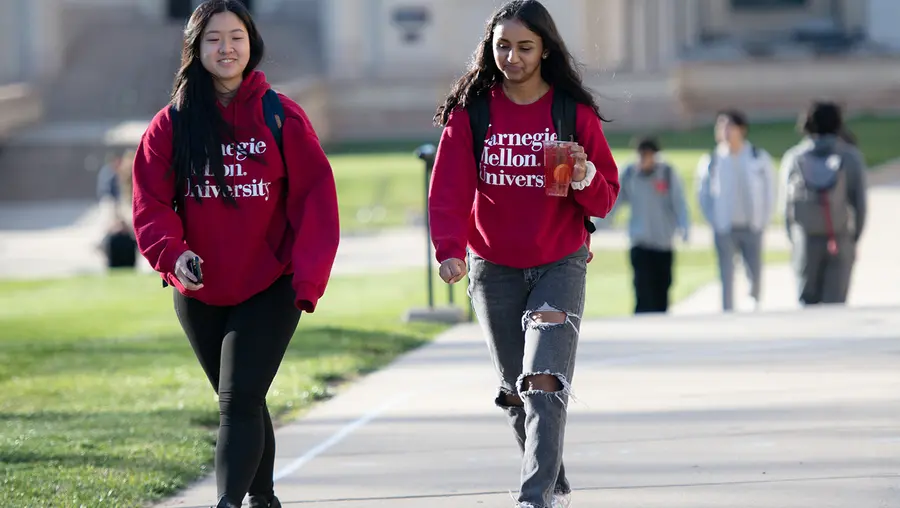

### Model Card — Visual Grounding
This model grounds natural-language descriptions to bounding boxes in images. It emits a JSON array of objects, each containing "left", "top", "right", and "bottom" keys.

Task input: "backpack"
[
  {"left": 785, "top": 150, "right": 850, "bottom": 254},
  {"left": 466, "top": 88, "right": 596, "bottom": 234},
  {"left": 103, "top": 230, "right": 138, "bottom": 268}
]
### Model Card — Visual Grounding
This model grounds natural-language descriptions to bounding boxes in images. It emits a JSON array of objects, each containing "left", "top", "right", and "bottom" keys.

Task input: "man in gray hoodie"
[
  {"left": 780, "top": 101, "right": 867, "bottom": 305},
  {"left": 610, "top": 138, "right": 690, "bottom": 314}
]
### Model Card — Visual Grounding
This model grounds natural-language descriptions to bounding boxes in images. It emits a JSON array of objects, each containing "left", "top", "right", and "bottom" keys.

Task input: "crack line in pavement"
[{"left": 273, "top": 391, "right": 418, "bottom": 481}]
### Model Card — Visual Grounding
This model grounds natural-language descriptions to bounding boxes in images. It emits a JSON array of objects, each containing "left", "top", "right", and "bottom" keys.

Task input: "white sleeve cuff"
[{"left": 570, "top": 161, "right": 596, "bottom": 191}]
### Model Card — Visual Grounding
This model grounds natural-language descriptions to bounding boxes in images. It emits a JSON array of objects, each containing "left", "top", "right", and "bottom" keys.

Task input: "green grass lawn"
[
  {"left": 0, "top": 247, "right": 788, "bottom": 507},
  {"left": 327, "top": 116, "right": 900, "bottom": 232}
]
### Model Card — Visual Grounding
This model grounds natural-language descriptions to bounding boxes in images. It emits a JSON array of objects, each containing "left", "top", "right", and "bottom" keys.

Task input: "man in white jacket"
[{"left": 696, "top": 109, "right": 776, "bottom": 311}]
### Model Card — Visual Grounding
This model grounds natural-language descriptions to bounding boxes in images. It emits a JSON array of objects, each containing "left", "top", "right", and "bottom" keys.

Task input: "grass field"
[
  {"left": 327, "top": 116, "right": 900, "bottom": 232},
  {"left": 0, "top": 247, "right": 788, "bottom": 507}
]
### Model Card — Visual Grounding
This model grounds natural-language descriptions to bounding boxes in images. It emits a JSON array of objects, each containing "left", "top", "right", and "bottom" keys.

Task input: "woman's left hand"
[{"left": 569, "top": 143, "right": 588, "bottom": 182}]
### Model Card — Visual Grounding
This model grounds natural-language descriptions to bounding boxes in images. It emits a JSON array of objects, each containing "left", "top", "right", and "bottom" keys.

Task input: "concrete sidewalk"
[
  {"left": 156, "top": 307, "right": 900, "bottom": 508},
  {"left": 154, "top": 176, "right": 900, "bottom": 508}
]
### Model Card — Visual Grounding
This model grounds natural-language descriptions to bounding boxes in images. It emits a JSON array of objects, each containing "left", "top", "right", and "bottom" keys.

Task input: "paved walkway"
[
  {"left": 153, "top": 168, "right": 900, "bottom": 507},
  {"left": 157, "top": 306, "right": 900, "bottom": 508}
]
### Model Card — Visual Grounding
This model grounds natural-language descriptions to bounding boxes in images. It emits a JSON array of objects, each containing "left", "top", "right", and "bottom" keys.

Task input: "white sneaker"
[
  {"left": 552, "top": 492, "right": 572, "bottom": 508},
  {"left": 508, "top": 490, "right": 571, "bottom": 508}
]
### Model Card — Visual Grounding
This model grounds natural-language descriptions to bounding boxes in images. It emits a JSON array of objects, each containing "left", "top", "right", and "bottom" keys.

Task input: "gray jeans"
[
  {"left": 714, "top": 227, "right": 763, "bottom": 311},
  {"left": 467, "top": 246, "right": 588, "bottom": 508}
]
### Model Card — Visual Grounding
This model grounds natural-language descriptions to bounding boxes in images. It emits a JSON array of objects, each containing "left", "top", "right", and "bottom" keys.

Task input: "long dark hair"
[
  {"left": 434, "top": 0, "right": 605, "bottom": 127},
  {"left": 169, "top": 0, "right": 265, "bottom": 205},
  {"left": 800, "top": 100, "right": 843, "bottom": 136}
]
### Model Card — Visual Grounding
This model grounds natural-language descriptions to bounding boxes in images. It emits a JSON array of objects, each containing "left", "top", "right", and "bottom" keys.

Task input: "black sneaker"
[{"left": 248, "top": 495, "right": 282, "bottom": 508}]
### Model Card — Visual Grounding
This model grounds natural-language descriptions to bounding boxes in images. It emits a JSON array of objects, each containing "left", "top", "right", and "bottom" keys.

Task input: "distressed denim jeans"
[{"left": 467, "top": 245, "right": 587, "bottom": 508}]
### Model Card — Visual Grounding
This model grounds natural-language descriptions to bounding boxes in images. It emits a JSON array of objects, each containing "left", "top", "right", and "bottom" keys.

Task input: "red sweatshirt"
[
  {"left": 132, "top": 71, "right": 340, "bottom": 312},
  {"left": 428, "top": 85, "right": 620, "bottom": 269}
]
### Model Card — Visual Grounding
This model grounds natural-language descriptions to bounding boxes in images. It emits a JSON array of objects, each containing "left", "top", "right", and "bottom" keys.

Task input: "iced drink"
[{"left": 543, "top": 140, "right": 575, "bottom": 197}]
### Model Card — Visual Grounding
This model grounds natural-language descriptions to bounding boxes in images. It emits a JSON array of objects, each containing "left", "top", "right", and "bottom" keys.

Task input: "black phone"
[{"left": 186, "top": 255, "right": 203, "bottom": 284}]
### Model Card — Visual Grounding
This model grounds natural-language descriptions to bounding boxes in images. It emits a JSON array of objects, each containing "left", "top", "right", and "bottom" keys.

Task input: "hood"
[
  {"left": 798, "top": 135, "right": 843, "bottom": 187},
  {"left": 231, "top": 70, "right": 270, "bottom": 106},
  {"left": 808, "top": 134, "right": 841, "bottom": 156}
]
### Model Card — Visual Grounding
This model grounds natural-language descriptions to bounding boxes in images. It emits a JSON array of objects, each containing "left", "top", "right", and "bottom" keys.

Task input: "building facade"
[
  {"left": 0, "top": 0, "right": 63, "bottom": 86},
  {"left": 5, "top": 0, "right": 899, "bottom": 86},
  {"left": 1, "top": 0, "right": 898, "bottom": 142},
  {"left": 322, "top": 0, "right": 891, "bottom": 80}
]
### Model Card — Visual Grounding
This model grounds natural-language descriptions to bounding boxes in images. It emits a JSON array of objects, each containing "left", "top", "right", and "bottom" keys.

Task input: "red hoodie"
[
  {"left": 428, "top": 85, "right": 620, "bottom": 269},
  {"left": 132, "top": 71, "right": 340, "bottom": 312}
]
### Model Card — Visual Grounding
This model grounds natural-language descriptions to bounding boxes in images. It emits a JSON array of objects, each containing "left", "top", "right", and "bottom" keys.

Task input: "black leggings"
[{"left": 173, "top": 275, "right": 301, "bottom": 504}]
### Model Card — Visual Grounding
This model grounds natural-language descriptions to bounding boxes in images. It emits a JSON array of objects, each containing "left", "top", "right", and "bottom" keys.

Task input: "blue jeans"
[{"left": 467, "top": 246, "right": 588, "bottom": 508}]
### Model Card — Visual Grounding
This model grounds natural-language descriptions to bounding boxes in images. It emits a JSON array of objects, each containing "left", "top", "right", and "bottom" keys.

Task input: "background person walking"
[
  {"left": 780, "top": 101, "right": 867, "bottom": 305},
  {"left": 696, "top": 109, "right": 776, "bottom": 311},
  {"left": 609, "top": 137, "right": 689, "bottom": 314}
]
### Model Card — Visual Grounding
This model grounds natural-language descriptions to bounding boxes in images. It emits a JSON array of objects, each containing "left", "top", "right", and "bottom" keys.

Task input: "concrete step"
[
  {"left": 42, "top": 5, "right": 183, "bottom": 121},
  {"left": 42, "top": 5, "right": 323, "bottom": 123}
]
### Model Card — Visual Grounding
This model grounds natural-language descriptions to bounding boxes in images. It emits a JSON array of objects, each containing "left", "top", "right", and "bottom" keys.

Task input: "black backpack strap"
[
  {"left": 467, "top": 92, "right": 490, "bottom": 172},
  {"left": 262, "top": 88, "right": 285, "bottom": 160}
]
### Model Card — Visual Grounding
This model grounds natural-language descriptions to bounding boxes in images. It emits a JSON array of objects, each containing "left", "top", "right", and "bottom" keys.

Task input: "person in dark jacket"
[{"left": 780, "top": 101, "right": 867, "bottom": 305}]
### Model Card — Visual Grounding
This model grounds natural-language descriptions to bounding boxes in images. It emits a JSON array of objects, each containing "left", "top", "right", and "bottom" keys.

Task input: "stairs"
[{"left": 41, "top": 5, "right": 183, "bottom": 122}]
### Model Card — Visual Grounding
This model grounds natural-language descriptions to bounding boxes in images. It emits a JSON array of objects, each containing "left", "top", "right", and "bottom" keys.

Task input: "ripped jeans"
[{"left": 467, "top": 245, "right": 587, "bottom": 508}]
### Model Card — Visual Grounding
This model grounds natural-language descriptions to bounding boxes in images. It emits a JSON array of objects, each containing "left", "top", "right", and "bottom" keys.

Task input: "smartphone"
[{"left": 186, "top": 255, "right": 203, "bottom": 284}]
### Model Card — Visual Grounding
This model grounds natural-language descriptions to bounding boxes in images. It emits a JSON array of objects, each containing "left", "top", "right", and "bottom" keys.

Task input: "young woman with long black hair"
[
  {"left": 429, "top": 1, "right": 620, "bottom": 506},
  {"left": 131, "top": 1, "right": 339, "bottom": 506}
]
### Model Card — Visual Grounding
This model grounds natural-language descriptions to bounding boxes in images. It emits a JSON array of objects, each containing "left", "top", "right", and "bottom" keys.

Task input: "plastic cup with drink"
[{"left": 543, "top": 139, "right": 576, "bottom": 197}]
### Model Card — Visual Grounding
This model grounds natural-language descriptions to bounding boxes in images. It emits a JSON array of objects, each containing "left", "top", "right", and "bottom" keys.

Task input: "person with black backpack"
[
  {"left": 428, "top": 1, "right": 620, "bottom": 506},
  {"left": 131, "top": 2, "right": 339, "bottom": 507},
  {"left": 780, "top": 101, "right": 867, "bottom": 305},
  {"left": 609, "top": 137, "right": 690, "bottom": 314}
]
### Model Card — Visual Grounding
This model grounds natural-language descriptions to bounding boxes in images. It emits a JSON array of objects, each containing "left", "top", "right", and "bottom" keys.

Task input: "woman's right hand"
[
  {"left": 439, "top": 258, "right": 467, "bottom": 284},
  {"left": 173, "top": 250, "right": 204, "bottom": 291}
]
